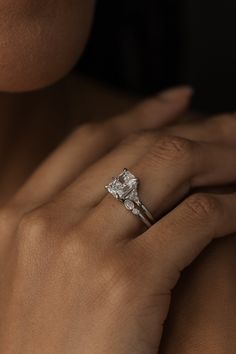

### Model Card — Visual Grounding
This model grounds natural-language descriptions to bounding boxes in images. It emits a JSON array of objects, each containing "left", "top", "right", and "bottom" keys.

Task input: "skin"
[
  {"left": 0, "top": 0, "right": 95, "bottom": 91},
  {"left": 0, "top": 88, "right": 236, "bottom": 353},
  {"left": 160, "top": 236, "right": 236, "bottom": 354},
  {"left": 0, "top": 1, "right": 235, "bottom": 353}
]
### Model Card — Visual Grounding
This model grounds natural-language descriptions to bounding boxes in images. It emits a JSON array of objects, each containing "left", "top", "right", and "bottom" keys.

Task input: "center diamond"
[{"left": 106, "top": 169, "right": 139, "bottom": 200}]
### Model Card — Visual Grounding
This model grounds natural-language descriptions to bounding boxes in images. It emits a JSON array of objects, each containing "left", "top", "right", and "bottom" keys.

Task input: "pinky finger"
[{"left": 135, "top": 192, "right": 236, "bottom": 289}]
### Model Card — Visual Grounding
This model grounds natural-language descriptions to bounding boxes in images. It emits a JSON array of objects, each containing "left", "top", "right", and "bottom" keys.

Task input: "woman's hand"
[{"left": 1, "top": 89, "right": 236, "bottom": 354}]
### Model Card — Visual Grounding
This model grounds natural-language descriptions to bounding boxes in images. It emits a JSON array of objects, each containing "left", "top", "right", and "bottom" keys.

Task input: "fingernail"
[{"left": 159, "top": 86, "right": 194, "bottom": 101}]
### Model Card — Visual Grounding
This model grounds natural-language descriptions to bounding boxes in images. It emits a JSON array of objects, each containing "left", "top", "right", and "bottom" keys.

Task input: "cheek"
[{"left": 0, "top": 0, "right": 96, "bottom": 92}]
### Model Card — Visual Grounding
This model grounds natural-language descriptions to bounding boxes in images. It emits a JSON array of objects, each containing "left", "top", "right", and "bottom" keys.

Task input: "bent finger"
[
  {"left": 91, "top": 137, "right": 236, "bottom": 240},
  {"left": 164, "top": 113, "right": 236, "bottom": 143},
  {"left": 136, "top": 192, "right": 236, "bottom": 290},
  {"left": 10, "top": 86, "right": 192, "bottom": 212}
]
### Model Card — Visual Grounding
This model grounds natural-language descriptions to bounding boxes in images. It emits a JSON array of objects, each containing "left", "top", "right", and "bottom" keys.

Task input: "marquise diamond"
[
  {"left": 132, "top": 208, "right": 140, "bottom": 216},
  {"left": 124, "top": 199, "right": 135, "bottom": 210}
]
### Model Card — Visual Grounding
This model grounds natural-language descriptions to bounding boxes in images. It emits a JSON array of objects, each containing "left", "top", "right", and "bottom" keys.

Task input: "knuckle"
[
  {"left": 150, "top": 136, "right": 193, "bottom": 164},
  {"left": 18, "top": 210, "right": 50, "bottom": 244},
  {"left": 185, "top": 193, "right": 221, "bottom": 220},
  {"left": 121, "top": 131, "right": 157, "bottom": 149},
  {"left": 0, "top": 206, "right": 17, "bottom": 232},
  {"left": 16, "top": 208, "right": 66, "bottom": 262},
  {"left": 16, "top": 210, "right": 61, "bottom": 269}
]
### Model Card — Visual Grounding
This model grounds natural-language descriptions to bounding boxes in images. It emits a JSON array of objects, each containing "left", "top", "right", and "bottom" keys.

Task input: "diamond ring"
[{"left": 105, "top": 168, "right": 155, "bottom": 228}]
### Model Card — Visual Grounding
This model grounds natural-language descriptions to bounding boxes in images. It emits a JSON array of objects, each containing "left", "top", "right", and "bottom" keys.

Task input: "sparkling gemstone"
[
  {"left": 124, "top": 199, "right": 135, "bottom": 210},
  {"left": 106, "top": 169, "right": 138, "bottom": 200},
  {"left": 132, "top": 208, "right": 140, "bottom": 215}
]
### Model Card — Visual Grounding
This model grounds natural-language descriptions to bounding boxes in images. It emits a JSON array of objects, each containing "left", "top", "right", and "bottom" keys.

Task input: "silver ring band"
[
  {"left": 136, "top": 201, "right": 155, "bottom": 224},
  {"left": 123, "top": 199, "right": 153, "bottom": 228},
  {"left": 105, "top": 168, "right": 155, "bottom": 228}
]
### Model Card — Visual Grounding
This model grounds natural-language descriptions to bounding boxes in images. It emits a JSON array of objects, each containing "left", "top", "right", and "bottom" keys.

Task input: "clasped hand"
[{"left": 0, "top": 87, "right": 235, "bottom": 354}]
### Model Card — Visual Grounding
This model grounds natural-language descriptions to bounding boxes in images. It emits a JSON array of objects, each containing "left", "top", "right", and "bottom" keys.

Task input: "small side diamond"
[
  {"left": 132, "top": 208, "right": 139, "bottom": 215},
  {"left": 128, "top": 189, "right": 139, "bottom": 203},
  {"left": 124, "top": 200, "right": 135, "bottom": 210}
]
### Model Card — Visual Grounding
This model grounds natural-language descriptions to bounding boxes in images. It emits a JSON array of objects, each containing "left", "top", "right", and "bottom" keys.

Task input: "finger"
[
  {"left": 91, "top": 136, "right": 236, "bottom": 240},
  {"left": 135, "top": 192, "right": 236, "bottom": 291},
  {"left": 47, "top": 118, "right": 236, "bottom": 233},
  {"left": 44, "top": 114, "right": 236, "bottom": 217},
  {"left": 118, "top": 86, "right": 193, "bottom": 132},
  {"left": 51, "top": 112, "right": 236, "bottom": 218},
  {"left": 10, "top": 86, "right": 192, "bottom": 211},
  {"left": 163, "top": 113, "right": 236, "bottom": 143}
]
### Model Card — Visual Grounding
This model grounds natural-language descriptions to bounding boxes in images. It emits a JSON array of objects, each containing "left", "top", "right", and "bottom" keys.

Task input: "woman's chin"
[
  {"left": 0, "top": 0, "right": 95, "bottom": 92},
  {"left": 0, "top": 46, "right": 82, "bottom": 93}
]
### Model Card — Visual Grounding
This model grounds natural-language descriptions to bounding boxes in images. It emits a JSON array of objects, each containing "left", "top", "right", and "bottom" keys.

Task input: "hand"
[{"left": 1, "top": 89, "right": 236, "bottom": 354}]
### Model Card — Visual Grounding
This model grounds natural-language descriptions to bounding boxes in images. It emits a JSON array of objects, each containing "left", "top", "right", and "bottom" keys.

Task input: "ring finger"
[{"left": 89, "top": 135, "right": 236, "bottom": 240}]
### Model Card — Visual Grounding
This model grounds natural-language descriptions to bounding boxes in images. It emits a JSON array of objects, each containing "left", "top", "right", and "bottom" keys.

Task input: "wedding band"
[{"left": 105, "top": 168, "right": 155, "bottom": 228}]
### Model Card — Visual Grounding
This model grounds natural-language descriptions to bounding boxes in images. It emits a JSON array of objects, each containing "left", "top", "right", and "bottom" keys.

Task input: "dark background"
[{"left": 78, "top": 0, "right": 236, "bottom": 114}]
